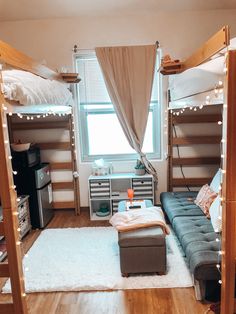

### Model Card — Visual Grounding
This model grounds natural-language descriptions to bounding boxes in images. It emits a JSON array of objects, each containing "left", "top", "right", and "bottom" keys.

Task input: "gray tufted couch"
[{"left": 160, "top": 191, "right": 220, "bottom": 300}]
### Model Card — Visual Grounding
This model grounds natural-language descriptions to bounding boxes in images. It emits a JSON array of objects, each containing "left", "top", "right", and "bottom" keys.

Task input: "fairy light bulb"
[
  {"left": 218, "top": 280, "right": 222, "bottom": 285},
  {"left": 216, "top": 238, "right": 220, "bottom": 242},
  {"left": 218, "top": 121, "right": 222, "bottom": 125},
  {"left": 2, "top": 123, "right": 7, "bottom": 128},
  {"left": 216, "top": 264, "right": 220, "bottom": 269},
  {"left": 13, "top": 171, "right": 17, "bottom": 175},
  {"left": 8, "top": 155, "right": 12, "bottom": 160}
]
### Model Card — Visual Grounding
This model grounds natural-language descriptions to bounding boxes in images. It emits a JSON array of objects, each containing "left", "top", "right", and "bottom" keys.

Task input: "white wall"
[{"left": 1, "top": 10, "right": 236, "bottom": 206}]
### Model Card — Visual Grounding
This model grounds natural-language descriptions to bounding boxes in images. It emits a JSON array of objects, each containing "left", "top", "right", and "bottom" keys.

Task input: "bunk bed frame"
[
  {"left": 0, "top": 41, "right": 80, "bottom": 313},
  {"left": 166, "top": 26, "right": 236, "bottom": 314}
]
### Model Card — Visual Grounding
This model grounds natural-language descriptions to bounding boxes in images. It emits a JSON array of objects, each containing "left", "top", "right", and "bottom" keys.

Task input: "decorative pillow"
[
  {"left": 210, "top": 169, "right": 222, "bottom": 193},
  {"left": 194, "top": 184, "right": 218, "bottom": 217},
  {"left": 209, "top": 195, "right": 222, "bottom": 232}
]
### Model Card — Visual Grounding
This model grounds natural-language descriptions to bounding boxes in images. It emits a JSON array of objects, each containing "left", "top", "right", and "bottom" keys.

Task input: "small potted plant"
[{"left": 134, "top": 159, "right": 146, "bottom": 176}]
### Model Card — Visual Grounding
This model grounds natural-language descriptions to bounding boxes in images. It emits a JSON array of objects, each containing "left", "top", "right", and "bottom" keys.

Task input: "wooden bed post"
[
  {"left": 220, "top": 50, "right": 236, "bottom": 314},
  {"left": 0, "top": 106, "right": 28, "bottom": 313}
]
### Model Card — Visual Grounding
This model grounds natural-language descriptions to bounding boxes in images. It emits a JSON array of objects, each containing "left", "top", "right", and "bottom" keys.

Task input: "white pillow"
[
  {"left": 210, "top": 169, "right": 222, "bottom": 193},
  {"left": 209, "top": 195, "right": 222, "bottom": 233}
]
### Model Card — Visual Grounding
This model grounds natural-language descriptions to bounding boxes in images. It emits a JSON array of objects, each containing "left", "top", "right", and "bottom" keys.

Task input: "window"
[{"left": 75, "top": 51, "right": 162, "bottom": 162}]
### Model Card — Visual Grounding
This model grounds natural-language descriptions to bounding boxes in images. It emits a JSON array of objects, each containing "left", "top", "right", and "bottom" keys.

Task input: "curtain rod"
[{"left": 73, "top": 42, "right": 160, "bottom": 53}]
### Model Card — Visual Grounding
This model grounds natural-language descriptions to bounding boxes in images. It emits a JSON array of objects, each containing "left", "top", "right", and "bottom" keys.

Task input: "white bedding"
[
  {"left": 168, "top": 37, "right": 236, "bottom": 104},
  {"left": 169, "top": 56, "right": 224, "bottom": 102},
  {"left": 1, "top": 69, "right": 73, "bottom": 106}
]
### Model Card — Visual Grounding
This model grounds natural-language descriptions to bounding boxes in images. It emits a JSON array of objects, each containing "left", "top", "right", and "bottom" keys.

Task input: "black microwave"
[{"left": 11, "top": 146, "right": 41, "bottom": 168}]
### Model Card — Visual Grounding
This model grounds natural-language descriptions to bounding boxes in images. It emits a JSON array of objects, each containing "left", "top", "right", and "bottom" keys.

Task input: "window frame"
[{"left": 74, "top": 50, "right": 162, "bottom": 162}]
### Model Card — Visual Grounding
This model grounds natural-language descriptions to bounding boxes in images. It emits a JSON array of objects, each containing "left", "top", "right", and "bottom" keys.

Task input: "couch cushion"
[
  {"left": 118, "top": 226, "right": 165, "bottom": 248},
  {"left": 172, "top": 216, "right": 216, "bottom": 250},
  {"left": 172, "top": 216, "right": 221, "bottom": 280},
  {"left": 160, "top": 191, "right": 203, "bottom": 223}
]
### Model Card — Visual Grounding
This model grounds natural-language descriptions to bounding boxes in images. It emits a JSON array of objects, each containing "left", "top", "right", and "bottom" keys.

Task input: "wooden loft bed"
[
  {"left": 0, "top": 41, "right": 80, "bottom": 313},
  {"left": 165, "top": 26, "right": 236, "bottom": 314}
]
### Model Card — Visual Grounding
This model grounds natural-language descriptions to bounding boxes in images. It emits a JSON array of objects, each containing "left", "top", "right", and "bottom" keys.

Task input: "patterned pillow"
[{"left": 194, "top": 184, "right": 218, "bottom": 217}]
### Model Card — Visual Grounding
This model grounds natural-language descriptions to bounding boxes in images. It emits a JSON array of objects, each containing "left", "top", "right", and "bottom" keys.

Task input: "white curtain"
[{"left": 95, "top": 44, "right": 158, "bottom": 182}]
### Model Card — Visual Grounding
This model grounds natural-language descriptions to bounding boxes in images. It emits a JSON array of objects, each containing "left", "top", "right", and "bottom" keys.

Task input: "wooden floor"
[{"left": 0, "top": 210, "right": 211, "bottom": 314}]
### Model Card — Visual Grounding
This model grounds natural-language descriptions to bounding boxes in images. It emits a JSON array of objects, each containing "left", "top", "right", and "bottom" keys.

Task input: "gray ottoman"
[{"left": 118, "top": 226, "right": 166, "bottom": 276}]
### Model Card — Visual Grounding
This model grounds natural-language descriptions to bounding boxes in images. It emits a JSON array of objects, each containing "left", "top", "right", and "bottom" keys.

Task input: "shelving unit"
[
  {"left": 168, "top": 110, "right": 222, "bottom": 191},
  {"left": 8, "top": 114, "right": 81, "bottom": 214},
  {"left": 88, "top": 173, "right": 154, "bottom": 220}
]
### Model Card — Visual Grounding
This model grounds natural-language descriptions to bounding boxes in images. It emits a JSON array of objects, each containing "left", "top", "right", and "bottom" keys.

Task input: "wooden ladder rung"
[
  {"left": 52, "top": 181, "right": 74, "bottom": 190},
  {"left": 52, "top": 201, "right": 75, "bottom": 209},
  {"left": 50, "top": 162, "right": 73, "bottom": 170},
  {"left": 11, "top": 121, "right": 70, "bottom": 130},
  {"left": 0, "top": 263, "right": 10, "bottom": 277},
  {"left": 172, "top": 177, "right": 211, "bottom": 187},
  {"left": 38, "top": 142, "right": 71, "bottom": 150},
  {"left": 173, "top": 136, "right": 221, "bottom": 145},
  {"left": 0, "top": 303, "right": 14, "bottom": 314},
  {"left": 0, "top": 221, "right": 5, "bottom": 236},
  {"left": 173, "top": 114, "right": 222, "bottom": 124},
  {"left": 172, "top": 157, "right": 221, "bottom": 166}
]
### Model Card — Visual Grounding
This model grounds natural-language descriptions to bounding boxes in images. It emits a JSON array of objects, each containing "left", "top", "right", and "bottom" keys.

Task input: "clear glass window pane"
[{"left": 87, "top": 112, "right": 153, "bottom": 156}]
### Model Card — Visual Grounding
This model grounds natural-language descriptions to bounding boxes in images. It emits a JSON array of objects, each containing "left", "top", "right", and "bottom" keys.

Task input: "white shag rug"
[{"left": 2, "top": 227, "right": 193, "bottom": 293}]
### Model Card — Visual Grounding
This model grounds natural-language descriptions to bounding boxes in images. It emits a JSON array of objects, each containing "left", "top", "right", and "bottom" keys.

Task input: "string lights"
[{"left": 167, "top": 52, "right": 229, "bottom": 288}]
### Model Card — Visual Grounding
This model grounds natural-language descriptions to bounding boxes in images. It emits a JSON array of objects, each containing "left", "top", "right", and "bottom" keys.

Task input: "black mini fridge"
[{"left": 12, "top": 150, "right": 54, "bottom": 228}]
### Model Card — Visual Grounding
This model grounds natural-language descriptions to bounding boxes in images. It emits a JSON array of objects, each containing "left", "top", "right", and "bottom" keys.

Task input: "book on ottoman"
[{"left": 126, "top": 200, "right": 146, "bottom": 210}]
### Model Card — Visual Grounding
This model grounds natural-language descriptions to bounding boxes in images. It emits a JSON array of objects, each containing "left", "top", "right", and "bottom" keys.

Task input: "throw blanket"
[{"left": 109, "top": 206, "right": 170, "bottom": 234}]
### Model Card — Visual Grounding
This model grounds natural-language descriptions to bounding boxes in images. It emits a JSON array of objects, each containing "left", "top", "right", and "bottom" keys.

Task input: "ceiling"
[{"left": 0, "top": 0, "right": 236, "bottom": 22}]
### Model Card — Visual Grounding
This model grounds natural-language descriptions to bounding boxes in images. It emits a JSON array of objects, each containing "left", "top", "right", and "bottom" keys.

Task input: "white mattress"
[
  {"left": 168, "top": 56, "right": 225, "bottom": 102},
  {"left": 168, "top": 38, "right": 236, "bottom": 109}
]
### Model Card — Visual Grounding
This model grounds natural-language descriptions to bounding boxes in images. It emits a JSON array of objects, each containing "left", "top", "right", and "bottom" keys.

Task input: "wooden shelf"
[
  {"left": 173, "top": 114, "right": 222, "bottom": 124},
  {"left": 173, "top": 136, "right": 221, "bottom": 145},
  {"left": 60, "top": 73, "right": 81, "bottom": 83},
  {"left": 172, "top": 157, "right": 221, "bottom": 166},
  {"left": 160, "top": 61, "right": 183, "bottom": 75},
  {"left": 172, "top": 177, "right": 212, "bottom": 187}
]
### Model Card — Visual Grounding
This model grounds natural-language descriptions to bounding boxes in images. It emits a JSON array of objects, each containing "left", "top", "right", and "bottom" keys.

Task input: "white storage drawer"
[
  {"left": 18, "top": 201, "right": 29, "bottom": 220},
  {"left": 89, "top": 180, "right": 110, "bottom": 198},
  {"left": 19, "top": 215, "right": 31, "bottom": 239}
]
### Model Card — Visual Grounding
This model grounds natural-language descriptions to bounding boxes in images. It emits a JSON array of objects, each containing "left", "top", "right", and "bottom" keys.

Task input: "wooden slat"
[
  {"left": 0, "top": 221, "right": 5, "bottom": 236},
  {"left": 182, "top": 25, "right": 229, "bottom": 71},
  {"left": 0, "top": 303, "right": 14, "bottom": 314},
  {"left": 52, "top": 201, "right": 75, "bottom": 209},
  {"left": 11, "top": 121, "right": 70, "bottom": 130},
  {"left": 37, "top": 142, "right": 70, "bottom": 150},
  {"left": 172, "top": 177, "right": 211, "bottom": 187},
  {"left": 173, "top": 114, "right": 222, "bottom": 124},
  {"left": 173, "top": 136, "right": 221, "bottom": 145},
  {"left": 172, "top": 157, "right": 221, "bottom": 166},
  {"left": 221, "top": 50, "right": 236, "bottom": 314},
  {"left": 50, "top": 162, "right": 73, "bottom": 170},
  {"left": 52, "top": 182, "right": 74, "bottom": 190},
  {"left": 0, "top": 263, "right": 10, "bottom": 277},
  {"left": 0, "top": 39, "right": 60, "bottom": 80}
]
